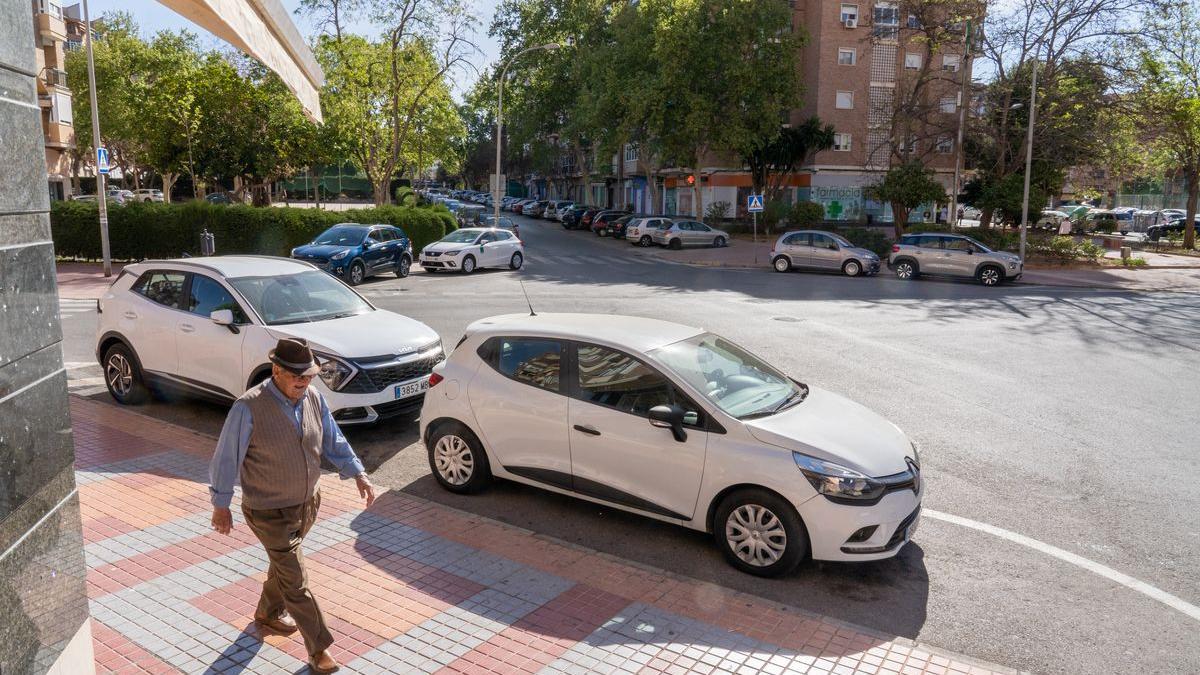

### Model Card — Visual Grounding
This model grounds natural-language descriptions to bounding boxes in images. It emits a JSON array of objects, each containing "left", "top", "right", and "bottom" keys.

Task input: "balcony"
[
  {"left": 44, "top": 121, "right": 75, "bottom": 149},
  {"left": 36, "top": 12, "right": 68, "bottom": 44}
]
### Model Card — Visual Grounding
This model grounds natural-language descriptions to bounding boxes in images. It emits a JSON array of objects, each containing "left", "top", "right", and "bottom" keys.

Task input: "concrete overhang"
[{"left": 155, "top": 0, "right": 324, "bottom": 122}]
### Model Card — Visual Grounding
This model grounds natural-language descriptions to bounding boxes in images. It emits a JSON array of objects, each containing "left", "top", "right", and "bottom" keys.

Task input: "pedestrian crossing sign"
[{"left": 747, "top": 194, "right": 764, "bottom": 212}]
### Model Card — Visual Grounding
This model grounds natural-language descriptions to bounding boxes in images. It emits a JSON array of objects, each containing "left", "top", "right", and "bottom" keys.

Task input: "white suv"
[
  {"left": 96, "top": 256, "right": 442, "bottom": 424},
  {"left": 134, "top": 189, "right": 165, "bottom": 203},
  {"left": 420, "top": 313, "right": 922, "bottom": 577}
]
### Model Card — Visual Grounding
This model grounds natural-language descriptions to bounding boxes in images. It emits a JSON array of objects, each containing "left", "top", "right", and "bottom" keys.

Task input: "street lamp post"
[
  {"left": 494, "top": 42, "right": 562, "bottom": 225},
  {"left": 80, "top": 0, "right": 112, "bottom": 276},
  {"left": 1019, "top": 48, "right": 1040, "bottom": 262}
]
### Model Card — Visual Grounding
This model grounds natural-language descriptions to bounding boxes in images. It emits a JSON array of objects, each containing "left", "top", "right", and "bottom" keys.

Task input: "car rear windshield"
[
  {"left": 228, "top": 270, "right": 373, "bottom": 325},
  {"left": 313, "top": 226, "right": 367, "bottom": 246},
  {"left": 652, "top": 333, "right": 807, "bottom": 420}
]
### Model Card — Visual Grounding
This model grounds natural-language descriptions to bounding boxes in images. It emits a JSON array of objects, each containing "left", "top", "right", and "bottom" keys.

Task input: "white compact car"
[
  {"left": 419, "top": 314, "right": 922, "bottom": 577},
  {"left": 419, "top": 227, "right": 524, "bottom": 274},
  {"left": 96, "top": 256, "right": 443, "bottom": 424}
]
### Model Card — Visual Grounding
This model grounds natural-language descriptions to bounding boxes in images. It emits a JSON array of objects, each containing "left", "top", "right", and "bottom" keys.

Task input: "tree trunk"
[
  {"left": 979, "top": 206, "right": 994, "bottom": 229},
  {"left": 1185, "top": 168, "right": 1198, "bottom": 250},
  {"left": 162, "top": 173, "right": 178, "bottom": 204},
  {"left": 373, "top": 178, "right": 390, "bottom": 206},
  {"left": 892, "top": 202, "right": 908, "bottom": 239},
  {"left": 312, "top": 167, "right": 321, "bottom": 210}
]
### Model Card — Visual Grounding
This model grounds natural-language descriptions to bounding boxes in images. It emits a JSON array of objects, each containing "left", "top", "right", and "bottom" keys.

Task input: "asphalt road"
[{"left": 59, "top": 214, "right": 1200, "bottom": 674}]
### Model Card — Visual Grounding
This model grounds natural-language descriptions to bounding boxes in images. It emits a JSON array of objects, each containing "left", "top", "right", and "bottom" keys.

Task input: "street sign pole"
[
  {"left": 81, "top": 0, "right": 111, "bottom": 276},
  {"left": 747, "top": 193, "right": 764, "bottom": 264},
  {"left": 753, "top": 211, "right": 758, "bottom": 264}
]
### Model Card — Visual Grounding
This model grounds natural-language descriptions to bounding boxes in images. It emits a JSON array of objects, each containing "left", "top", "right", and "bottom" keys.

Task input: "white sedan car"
[
  {"left": 419, "top": 314, "right": 922, "bottom": 577},
  {"left": 96, "top": 256, "right": 443, "bottom": 424},
  {"left": 419, "top": 227, "right": 524, "bottom": 274}
]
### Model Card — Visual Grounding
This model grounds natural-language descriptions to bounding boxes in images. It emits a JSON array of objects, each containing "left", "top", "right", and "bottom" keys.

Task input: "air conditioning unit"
[{"left": 844, "top": 18, "right": 858, "bottom": 28}]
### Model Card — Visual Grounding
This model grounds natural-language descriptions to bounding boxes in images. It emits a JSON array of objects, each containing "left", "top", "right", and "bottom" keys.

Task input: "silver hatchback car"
[
  {"left": 888, "top": 233, "right": 1022, "bottom": 286},
  {"left": 770, "top": 230, "right": 881, "bottom": 276},
  {"left": 652, "top": 219, "right": 730, "bottom": 249}
]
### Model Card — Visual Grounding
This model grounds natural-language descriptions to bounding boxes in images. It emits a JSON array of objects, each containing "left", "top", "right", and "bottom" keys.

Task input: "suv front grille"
[{"left": 341, "top": 352, "right": 445, "bottom": 394}]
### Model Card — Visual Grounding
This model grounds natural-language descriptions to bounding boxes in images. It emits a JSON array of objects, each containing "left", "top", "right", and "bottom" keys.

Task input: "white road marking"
[
  {"left": 924, "top": 509, "right": 1200, "bottom": 623},
  {"left": 64, "top": 362, "right": 99, "bottom": 370}
]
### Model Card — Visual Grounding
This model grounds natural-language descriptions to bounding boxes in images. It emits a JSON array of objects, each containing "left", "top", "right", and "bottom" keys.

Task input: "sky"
[{"left": 81, "top": 0, "right": 501, "bottom": 99}]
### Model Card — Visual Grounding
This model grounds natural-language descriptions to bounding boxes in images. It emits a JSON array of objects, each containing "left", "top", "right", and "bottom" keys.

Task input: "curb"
[{"left": 79, "top": 394, "right": 1026, "bottom": 675}]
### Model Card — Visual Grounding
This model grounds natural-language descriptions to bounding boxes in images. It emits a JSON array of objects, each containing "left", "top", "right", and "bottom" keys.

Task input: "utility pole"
[
  {"left": 495, "top": 42, "right": 565, "bottom": 225},
  {"left": 81, "top": 0, "right": 111, "bottom": 276},
  {"left": 1019, "top": 46, "right": 1040, "bottom": 262},
  {"left": 949, "top": 20, "right": 973, "bottom": 232}
]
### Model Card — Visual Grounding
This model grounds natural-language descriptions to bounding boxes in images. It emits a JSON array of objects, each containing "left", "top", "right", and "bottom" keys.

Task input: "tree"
[
  {"left": 741, "top": 117, "right": 835, "bottom": 203},
  {"left": 1128, "top": 1, "right": 1200, "bottom": 249},
  {"left": 865, "top": 162, "right": 948, "bottom": 237}
]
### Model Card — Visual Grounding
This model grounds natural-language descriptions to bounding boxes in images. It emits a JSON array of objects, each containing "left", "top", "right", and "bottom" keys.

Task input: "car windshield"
[
  {"left": 962, "top": 236, "right": 992, "bottom": 253},
  {"left": 441, "top": 229, "right": 482, "bottom": 244},
  {"left": 313, "top": 226, "right": 367, "bottom": 246},
  {"left": 652, "top": 333, "right": 807, "bottom": 419},
  {"left": 228, "top": 270, "right": 373, "bottom": 325},
  {"left": 483, "top": 217, "right": 513, "bottom": 228}
]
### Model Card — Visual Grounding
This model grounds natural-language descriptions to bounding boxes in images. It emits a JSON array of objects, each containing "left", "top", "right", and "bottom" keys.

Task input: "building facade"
[{"left": 32, "top": 0, "right": 75, "bottom": 201}]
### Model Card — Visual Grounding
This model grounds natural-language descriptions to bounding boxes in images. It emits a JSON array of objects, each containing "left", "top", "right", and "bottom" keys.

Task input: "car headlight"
[
  {"left": 444, "top": 250, "right": 460, "bottom": 256},
  {"left": 793, "top": 452, "right": 885, "bottom": 503},
  {"left": 316, "top": 354, "right": 355, "bottom": 391},
  {"left": 330, "top": 250, "right": 349, "bottom": 261}
]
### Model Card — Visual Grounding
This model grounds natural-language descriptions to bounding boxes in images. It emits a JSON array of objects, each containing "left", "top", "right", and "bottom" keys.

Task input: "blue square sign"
[{"left": 747, "top": 194, "right": 764, "bottom": 212}]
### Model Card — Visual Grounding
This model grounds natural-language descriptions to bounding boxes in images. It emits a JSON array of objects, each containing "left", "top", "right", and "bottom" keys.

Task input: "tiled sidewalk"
[{"left": 73, "top": 397, "right": 1014, "bottom": 675}]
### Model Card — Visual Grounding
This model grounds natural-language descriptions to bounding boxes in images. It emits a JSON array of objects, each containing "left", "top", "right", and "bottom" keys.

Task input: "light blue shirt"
[{"left": 209, "top": 379, "right": 366, "bottom": 508}]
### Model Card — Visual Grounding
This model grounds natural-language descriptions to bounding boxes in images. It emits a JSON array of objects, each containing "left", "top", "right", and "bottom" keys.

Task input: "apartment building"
[{"left": 32, "top": 0, "right": 75, "bottom": 201}]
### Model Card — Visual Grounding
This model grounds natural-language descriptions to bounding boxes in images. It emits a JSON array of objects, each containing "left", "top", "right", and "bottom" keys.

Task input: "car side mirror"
[
  {"left": 967, "top": 248, "right": 975, "bottom": 254},
  {"left": 648, "top": 404, "right": 688, "bottom": 442},
  {"left": 210, "top": 309, "right": 234, "bottom": 325}
]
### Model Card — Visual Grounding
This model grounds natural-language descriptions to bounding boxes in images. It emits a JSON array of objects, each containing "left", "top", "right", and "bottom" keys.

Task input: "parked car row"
[
  {"left": 96, "top": 256, "right": 923, "bottom": 577},
  {"left": 72, "top": 188, "right": 165, "bottom": 205}
]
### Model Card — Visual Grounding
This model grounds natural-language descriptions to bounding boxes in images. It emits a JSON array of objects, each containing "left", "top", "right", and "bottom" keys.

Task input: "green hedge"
[{"left": 51, "top": 201, "right": 456, "bottom": 261}]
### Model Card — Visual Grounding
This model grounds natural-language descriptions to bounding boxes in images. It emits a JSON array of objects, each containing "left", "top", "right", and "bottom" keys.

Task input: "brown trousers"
[{"left": 241, "top": 491, "right": 333, "bottom": 656}]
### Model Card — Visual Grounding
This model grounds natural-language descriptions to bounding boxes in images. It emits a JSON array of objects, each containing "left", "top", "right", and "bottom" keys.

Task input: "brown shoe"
[
  {"left": 308, "top": 650, "right": 340, "bottom": 674},
  {"left": 254, "top": 612, "right": 298, "bottom": 635}
]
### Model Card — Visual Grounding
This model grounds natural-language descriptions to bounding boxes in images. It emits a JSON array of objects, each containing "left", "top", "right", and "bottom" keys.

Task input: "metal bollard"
[
  {"left": 200, "top": 229, "right": 216, "bottom": 256},
  {"left": 1120, "top": 246, "right": 1131, "bottom": 260}
]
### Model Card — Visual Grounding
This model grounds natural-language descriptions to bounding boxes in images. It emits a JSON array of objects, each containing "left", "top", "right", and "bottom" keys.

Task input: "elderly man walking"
[{"left": 209, "top": 337, "right": 375, "bottom": 674}]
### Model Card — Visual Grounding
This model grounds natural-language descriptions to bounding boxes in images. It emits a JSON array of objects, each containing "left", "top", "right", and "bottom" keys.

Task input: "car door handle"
[
  {"left": 179, "top": 323, "right": 195, "bottom": 333},
  {"left": 573, "top": 424, "right": 601, "bottom": 436},
  {"left": 123, "top": 311, "right": 137, "bottom": 319}
]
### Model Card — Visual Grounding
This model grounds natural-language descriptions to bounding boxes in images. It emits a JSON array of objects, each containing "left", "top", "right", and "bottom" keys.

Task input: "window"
[
  {"left": 903, "top": 137, "right": 918, "bottom": 154},
  {"left": 495, "top": 231, "right": 514, "bottom": 241},
  {"left": 838, "top": 48, "right": 856, "bottom": 65},
  {"left": 228, "top": 271, "right": 372, "bottom": 326},
  {"left": 784, "top": 232, "right": 811, "bottom": 246},
  {"left": 49, "top": 92, "right": 72, "bottom": 125},
  {"left": 833, "top": 133, "right": 852, "bottom": 151},
  {"left": 907, "top": 14, "right": 920, "bottom": 28},
  {"left": 495, "top": 339, "right": 561, "bottom": 392},
  {"left": 942, "top": 54, "right": 961, "bottom": 72},
  {"left": 133, "top": 271, "right": 187, "bottom": 309},
  {"left": 840, "top": 4, "right": 858, "bottom": 23},
  {"left": 873, "top": 2, "right": 899, "bottom": 39},
  {"left": 373, "top": 229, "right": 394, "bottom": 242},
  {"left": 936, "top": 136, "right": 954, "bottom": 153},
  {"left": 576, "top": 344, "right": 677, "bottom": 416},
  {"left": 811, "top": 234, "right": 839, "bottom": 250},
  {"left": 940, "top": 96, "right": 957, "bottom": 114},
  {"left": 187, "top": 275, "right": 248, "bottom": 322},
  {"left": 917, "top": 236, "right": 942, "bottom": 249},
  {"left": 835, "top": 91, "right": 854, "bottom": 109},
  {"left": 904, "top": 53, "right": 922, "bottom": 69},
  {"left": 624, "top": 144, "right": 640, "bottom": 162},
  {"left": 942, "top": 237, "right": 973, "bottom": 251}
]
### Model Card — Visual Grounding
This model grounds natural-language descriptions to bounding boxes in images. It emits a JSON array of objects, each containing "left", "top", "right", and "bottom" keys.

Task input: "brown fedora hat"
[{"left": 269, "top": 338, "right": 321, "bottom": 376}]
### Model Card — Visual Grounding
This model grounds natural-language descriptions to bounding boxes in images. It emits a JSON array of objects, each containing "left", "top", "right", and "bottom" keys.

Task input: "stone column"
[{"left": 0, "top": 0, "right": 94, "bottom": 673}]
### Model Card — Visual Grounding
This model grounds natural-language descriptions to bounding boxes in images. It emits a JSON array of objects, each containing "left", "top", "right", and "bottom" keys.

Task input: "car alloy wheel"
[
  {"left": 895, "top": 261, "right": 916, "bottom": 280},
  {"left": 979, "top": 266, "right": 1002, "bottom": 286},
  {"left": 509, "top": 252, "right": 523, "bottom": 270},
  {"left": 726, "top": 504, "right": 788, "bottom": 568},
  {"left": 396, "top": 256, "right": 412, "bottom": 278},
  {"left": 461, "top": 256, "right": 476, "bottom": 274},
  {"left": 714, "top": 236, "right": 727, "bottom": 248},
  {"left": 843, "top": 260, "right": 862, "bottom": 277},
  {"left": 669, "top": 238, "right": 682, "bottom": 250},
  {"left": 103, "top": 344, "right": 148, "bottom": 405},
  {"left": 639, "top": 236, "right": 653, "bottom": 247},
  {"left": 433, "top": 435, "right": 474, "bottom": 485},
  {"left": 773, "top": 256, "right": 791, "bottom": 273},
  {"left": 349, "top": 261, "right": 365, "bottom": 285}
]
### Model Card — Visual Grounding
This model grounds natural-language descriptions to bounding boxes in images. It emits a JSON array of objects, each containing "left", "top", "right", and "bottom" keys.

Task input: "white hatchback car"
[
  {"left": 419, "top": 227, "right": 524, "bottom": 274},
  {"left": 96, "top": 256, "right": 443, "bottom": 424},
  {"left": 420, "top": 314, "right": 922, "bottom": 577}
]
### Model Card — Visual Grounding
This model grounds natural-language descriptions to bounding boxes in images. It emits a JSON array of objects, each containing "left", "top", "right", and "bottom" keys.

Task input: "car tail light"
[
  {"left": 891, "top": 245, "right": 901, "bottom": 252},
  {"left": 428, "top": 372, "right": 444, "bottom": 387}
]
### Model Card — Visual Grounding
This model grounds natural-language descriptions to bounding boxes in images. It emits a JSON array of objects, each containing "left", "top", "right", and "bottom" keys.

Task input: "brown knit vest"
[{"left": 239, "top": 382, "right": 324, "bottom": 510}]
